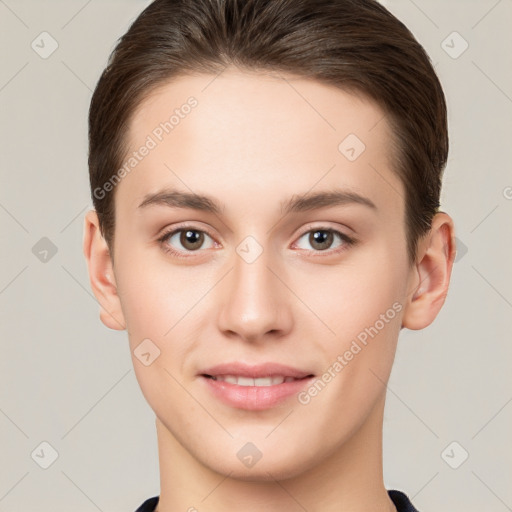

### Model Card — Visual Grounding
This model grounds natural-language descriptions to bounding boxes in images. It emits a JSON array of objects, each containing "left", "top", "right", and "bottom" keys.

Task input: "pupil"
[
  {"left": 182, "top": 230, "right": 202, "bottom": 249},
  {"left": 312, "top": 230, "right": 332, "bottom": 250}
]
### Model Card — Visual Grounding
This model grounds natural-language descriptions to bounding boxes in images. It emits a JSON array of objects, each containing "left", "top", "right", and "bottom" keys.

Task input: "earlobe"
[
  {"left": 402, "top": 212, "right": 456, "bottom": 330},
  {"left": 82, "top": 209, "right": 126, "bottom": 331}
]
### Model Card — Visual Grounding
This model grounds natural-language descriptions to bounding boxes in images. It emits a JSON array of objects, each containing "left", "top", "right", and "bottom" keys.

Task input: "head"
[
  {"left": 88, "top": 0, "right": 448, "bottom": 266},
  {"left": 84, "top": 0, "right": 455, "bottom": 481}
]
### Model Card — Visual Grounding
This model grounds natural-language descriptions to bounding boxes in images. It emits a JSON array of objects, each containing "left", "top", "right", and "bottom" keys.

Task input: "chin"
[{"left": 203, "top": 448, "right": 318, "bottom": 483}]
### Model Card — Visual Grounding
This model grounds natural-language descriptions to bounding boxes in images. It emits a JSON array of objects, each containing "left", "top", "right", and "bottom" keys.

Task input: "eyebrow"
[{"left": 137, "top": 188, "right": 377, "bottom": 215}]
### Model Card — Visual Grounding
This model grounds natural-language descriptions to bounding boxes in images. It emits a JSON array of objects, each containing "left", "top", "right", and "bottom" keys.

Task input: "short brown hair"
[{"left": 88, "top": 0, "right": 448, "bottom": 264}]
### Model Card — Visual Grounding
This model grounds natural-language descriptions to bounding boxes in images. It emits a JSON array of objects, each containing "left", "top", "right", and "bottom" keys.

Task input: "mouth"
[
  {"left": 198, "top": 363, "right": 315, "bottom": 410},
  {"left": 202, "top": 374, "right": 312, "bottom": 386}
]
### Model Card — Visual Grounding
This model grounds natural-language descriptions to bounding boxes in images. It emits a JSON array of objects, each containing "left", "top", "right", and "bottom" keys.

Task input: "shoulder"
[
  {"left": 134, "top": 495, "right": 159, "bottom": 512},
  {"left": 135, "top": 492, "right": 418, "bottom": 512},
  {"left": 388, "top": 489, "right": 420, "bottom": 512}
]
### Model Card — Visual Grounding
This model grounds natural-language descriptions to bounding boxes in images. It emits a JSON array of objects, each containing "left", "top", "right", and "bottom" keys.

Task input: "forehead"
[
  {"left": 128, "top": 68, "right": 392, "bottom": 156},
  {"left": 119, "top": 68, "right": 402, "bottom": 218}
]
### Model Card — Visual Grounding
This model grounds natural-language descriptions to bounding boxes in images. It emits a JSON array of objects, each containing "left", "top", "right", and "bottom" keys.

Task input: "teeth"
[
  {"left": 238, "top": 376, "right": 256, "bottom": 386},
  {"left": 210, "top": 375, "right": 298, "bottom": 386},
  {"left": 255, "top": 377, "right": 274, "bottom": 386}
]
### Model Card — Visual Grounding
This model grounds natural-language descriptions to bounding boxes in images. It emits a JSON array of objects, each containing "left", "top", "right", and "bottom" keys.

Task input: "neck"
[{"left": 155, "top": 393, "right": 396, "bottom": 512}]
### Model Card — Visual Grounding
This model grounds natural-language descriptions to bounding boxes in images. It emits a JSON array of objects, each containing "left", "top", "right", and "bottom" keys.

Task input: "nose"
[{"left": 216, "top": 242, "right": 293, "bottom": 344}]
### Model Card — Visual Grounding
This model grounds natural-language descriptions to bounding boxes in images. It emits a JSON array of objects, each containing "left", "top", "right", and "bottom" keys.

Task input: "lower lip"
[{"left": 200, "top": 375, "right": 314, "bottom": 411}]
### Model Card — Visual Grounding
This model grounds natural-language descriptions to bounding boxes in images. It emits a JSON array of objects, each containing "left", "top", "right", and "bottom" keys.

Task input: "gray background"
[{"left": 1, "top": 0, "right": 511, "bottom": 511}]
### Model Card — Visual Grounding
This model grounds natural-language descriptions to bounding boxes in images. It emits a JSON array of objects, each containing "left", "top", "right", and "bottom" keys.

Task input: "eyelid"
[
  {"left": 156, "top": 222, "right": 218, "bottom": 257},
  {"left": 157, "top": 222, "right": 216, "bottom": 242},
  {"left": 294, "top": 221, "right": 355, "bottom": 240},
  {"left": 291, "top": 223, "right": 356, "bottom": 252}
]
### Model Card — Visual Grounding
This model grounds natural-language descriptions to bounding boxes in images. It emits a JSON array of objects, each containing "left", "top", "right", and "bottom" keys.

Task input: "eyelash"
[{"left": 156, "top": 224, "right": 357, "bottom": 259}]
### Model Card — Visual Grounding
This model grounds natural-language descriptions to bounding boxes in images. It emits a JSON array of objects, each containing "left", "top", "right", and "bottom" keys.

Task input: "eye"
[
  {"left": 293, "top": 227, "right": 356, "bottom": 254},
  {"left": 158, "top": 226, "right": 216, "bottom": 258},
  {"left": 157, "top": 224, "right": 356, "bottom": 259}
]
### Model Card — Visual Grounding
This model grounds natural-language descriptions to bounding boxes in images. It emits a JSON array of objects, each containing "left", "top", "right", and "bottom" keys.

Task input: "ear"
[
  {"left": 402, "top": 212, "right": 456, "bottom": 330},
  {"left": 82, "top": 209, "right": 126, "bottom": 330}
]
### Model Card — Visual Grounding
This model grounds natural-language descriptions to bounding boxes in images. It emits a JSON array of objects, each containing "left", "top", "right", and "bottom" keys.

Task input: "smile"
[{"left": 204, "top": 375, "right": 301, "bottom": 386}]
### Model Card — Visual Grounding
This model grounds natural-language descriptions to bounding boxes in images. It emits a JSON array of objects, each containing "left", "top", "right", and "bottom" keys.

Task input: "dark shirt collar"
[{"left": 135, "top": 489, "right": 420, "bottom": 511}]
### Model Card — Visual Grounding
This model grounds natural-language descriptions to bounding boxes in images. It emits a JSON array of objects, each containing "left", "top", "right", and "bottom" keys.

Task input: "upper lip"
[{"left": 200, "top": 362, "right": 314, "bottom": 379}]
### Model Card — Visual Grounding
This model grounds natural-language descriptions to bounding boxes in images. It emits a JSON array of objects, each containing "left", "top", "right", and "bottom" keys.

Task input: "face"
[{"left": 108, "top": 69, "right": 414, "bottom": 479}]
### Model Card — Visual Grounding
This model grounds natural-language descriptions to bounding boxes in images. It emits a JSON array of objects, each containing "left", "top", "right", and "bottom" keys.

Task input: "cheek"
[
  {"left": 114, "top": 256, "right": 214, "bottom": 390},
  {"left": 115, "top": 254, "right": 202, "bottom": 336},
  {"left": 306, "top": 247, "right": 406, "bottom": 396},
  {"left": 294, "top": 270, "right": 403, "bottom": 444},
  {"left": 296, "top": 251, "right": 406, "bottom": 342}
]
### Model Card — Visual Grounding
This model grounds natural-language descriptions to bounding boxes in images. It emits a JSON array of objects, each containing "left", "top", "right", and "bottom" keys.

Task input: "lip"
[
  {"left": 198, "top": 362, "right": 315, "bottom": 411},
  {"left": 200, "top": 362, "right": 313, "bottom": 379}
]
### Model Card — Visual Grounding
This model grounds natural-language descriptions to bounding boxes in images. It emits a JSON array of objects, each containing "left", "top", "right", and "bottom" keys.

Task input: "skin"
[{"left": 83, "top": 68, "right": 456, "bottom": 512}]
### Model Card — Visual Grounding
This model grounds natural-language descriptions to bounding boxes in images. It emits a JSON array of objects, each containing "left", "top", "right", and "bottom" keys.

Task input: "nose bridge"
[{"left": 217, "top": 236, "right": 291, "bottom": 340}]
